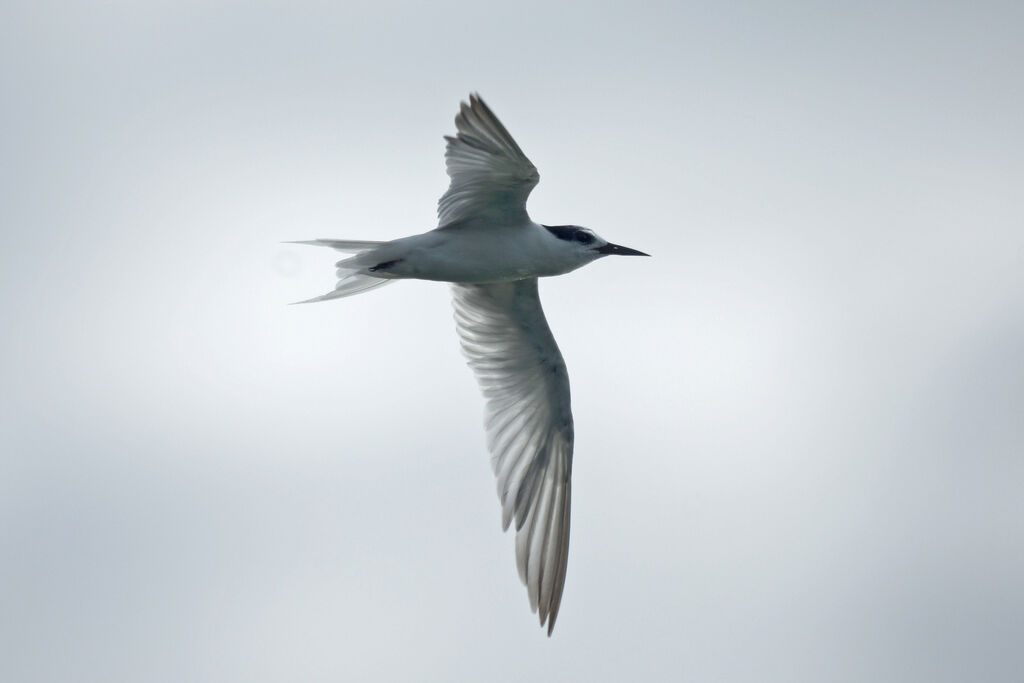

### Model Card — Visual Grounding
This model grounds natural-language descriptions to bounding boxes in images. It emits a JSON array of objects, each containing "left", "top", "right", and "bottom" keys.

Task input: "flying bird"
[{"left": 292, "top": 94, "right": 648, "bottom": 634}]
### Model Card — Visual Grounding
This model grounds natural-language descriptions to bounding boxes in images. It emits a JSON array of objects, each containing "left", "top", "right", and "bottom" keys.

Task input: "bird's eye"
[{"left": 575, "top": 231, "right": 594, "bottom": 244}]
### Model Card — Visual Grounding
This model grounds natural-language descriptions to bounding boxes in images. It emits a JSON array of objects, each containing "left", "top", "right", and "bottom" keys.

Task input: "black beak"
[{"left": 593, "top": 242, "right": 650, "bottom": 257}]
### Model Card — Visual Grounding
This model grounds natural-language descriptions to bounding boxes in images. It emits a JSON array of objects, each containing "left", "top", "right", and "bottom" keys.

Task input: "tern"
[{"left": 292, "top": 94, "right": 648, "bottom": 634}]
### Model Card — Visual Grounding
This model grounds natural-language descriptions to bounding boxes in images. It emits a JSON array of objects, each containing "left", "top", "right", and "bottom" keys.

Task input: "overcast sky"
[{"left": 2, "top": 1, "right": 1022, "bottom": 681}]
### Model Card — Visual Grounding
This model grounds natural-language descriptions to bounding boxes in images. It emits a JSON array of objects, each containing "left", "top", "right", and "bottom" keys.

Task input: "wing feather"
[
  {"left": 438, "top": 94, "right": 540, "bottom": 227},
  {"left": 451, "top": 279, "right": 573, "bottom": 635}
]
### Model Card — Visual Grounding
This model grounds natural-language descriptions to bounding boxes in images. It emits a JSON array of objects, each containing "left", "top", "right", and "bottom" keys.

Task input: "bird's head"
[{"left": 543, "top": 225, "right": 649, "bottom": 267}]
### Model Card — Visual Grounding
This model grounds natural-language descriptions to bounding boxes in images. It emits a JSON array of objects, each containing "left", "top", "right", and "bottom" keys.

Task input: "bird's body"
[
  {"left": 293, "top": 94, "right": 647, "bottom": 634},
  {"left": 303, "top": 219, "right": 600, "bottom": 285}
]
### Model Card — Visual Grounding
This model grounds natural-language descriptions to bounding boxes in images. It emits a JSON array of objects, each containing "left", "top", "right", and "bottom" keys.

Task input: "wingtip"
[
  {"left": 543, "top": 609, "right": 558, "bottom": 636},
  {"left": 467, "top": 92, "right": 490, "bottom": 115}
]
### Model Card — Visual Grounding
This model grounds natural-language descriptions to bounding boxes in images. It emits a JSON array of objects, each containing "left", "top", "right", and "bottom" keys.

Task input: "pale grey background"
[{"left": 2, "top": 1, "right": 1022, "bottom": 681}]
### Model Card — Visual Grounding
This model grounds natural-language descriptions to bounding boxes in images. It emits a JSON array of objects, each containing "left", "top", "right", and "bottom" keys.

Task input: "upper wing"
[
  {"left": 451, "top": 279, "right": 573, "bottom": 635},
  {"left": 438, "top": 94, "right": 540, "bottom": 227}
]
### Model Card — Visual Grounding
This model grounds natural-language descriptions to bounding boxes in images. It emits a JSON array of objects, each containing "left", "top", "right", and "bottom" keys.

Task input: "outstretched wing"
[
  {"left": 438, "top": 94, "right": 540, "bottom": 227},
  {"left": 451, "top": 279, "right": 573, "bottom": 635}
]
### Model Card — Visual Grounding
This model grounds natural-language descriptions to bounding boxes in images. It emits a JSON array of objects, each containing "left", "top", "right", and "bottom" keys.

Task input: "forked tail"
[{"left": 287, "top": 239, "right": 396, "bottom": 303}]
